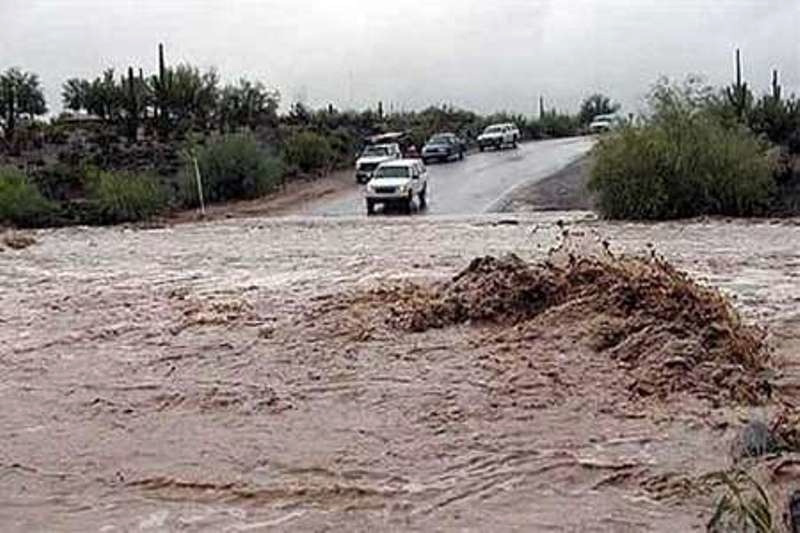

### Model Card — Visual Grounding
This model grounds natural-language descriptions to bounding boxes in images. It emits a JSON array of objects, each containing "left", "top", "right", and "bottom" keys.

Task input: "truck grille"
[
  {"left": 374, "top": 186, "right": 396, "bottom": 194},
  {"left": 359, "top": 163, "right": 379, "bottom": 172}
]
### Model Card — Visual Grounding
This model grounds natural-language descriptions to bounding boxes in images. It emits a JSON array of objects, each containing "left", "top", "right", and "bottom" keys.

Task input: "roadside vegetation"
[
  {"left": 0, "top": 166, "right": 59, "bottom": 227},
  {"left": 182, "top": 133, "right": 284, "bottom": 207},
  {"left": 0, "top": 45, "right": 603, "bottom": 228},
  {"left": 590, "top": 52, "right": 800, "bottom": 220},
  {"left": 86, "top": 169, "right": 167, "bottom": 224}
]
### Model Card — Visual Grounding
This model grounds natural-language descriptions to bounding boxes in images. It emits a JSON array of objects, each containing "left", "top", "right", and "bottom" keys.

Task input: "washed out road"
[{"left": 307, "top": 136, "right": 595, "bottom": 216}]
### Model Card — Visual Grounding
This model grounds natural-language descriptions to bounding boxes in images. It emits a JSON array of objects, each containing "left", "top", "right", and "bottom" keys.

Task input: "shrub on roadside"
[
  {"left": 283, "top": 131, "right": 333, "bottom": 173},
  {"left": 30, "top": 163, "right": 88, "bottom": 202},
  {"left": 533, "top": 112, "right": 581, "bottom": 138},
  {"left": 183, "top": 133, "right": 284, "bottom": 206},
  {"left": 86, "top": 170, "right": 167, "bottom": 224},
  {"left": 589, "top": 80, "right": 776, "bottom": 220},
  {"left": 0, "top": 166, "right": 60, "bottom": 227}
]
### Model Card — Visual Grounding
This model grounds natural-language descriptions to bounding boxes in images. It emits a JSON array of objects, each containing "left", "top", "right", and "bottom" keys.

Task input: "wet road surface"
[
  {"left": 307, "top": 137, "right": 594, "bottom": 216},
  {"left": 1, "top": 214, "right": 799, "bottom": 531}
]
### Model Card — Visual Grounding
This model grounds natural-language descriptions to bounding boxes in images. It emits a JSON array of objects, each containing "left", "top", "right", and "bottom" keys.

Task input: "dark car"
[{"left": 421, "top": 133, "right": 466, "bottom": 164}]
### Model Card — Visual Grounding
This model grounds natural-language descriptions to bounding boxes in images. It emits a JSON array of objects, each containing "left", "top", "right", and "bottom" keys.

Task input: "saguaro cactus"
[
  {"left": 772, "top": 69, "right": 782, "bottom": 101},
  {"left": 725, "top": 48, "right": 752, "bottom": 120},
  {"left": 125, "top": 66, "right": 139, "bottom": 142},
  {"left": 156, "top": 43, "right": 170, "bottom": 138}
]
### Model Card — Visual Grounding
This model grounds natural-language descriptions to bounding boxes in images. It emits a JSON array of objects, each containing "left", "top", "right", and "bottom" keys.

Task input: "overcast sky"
[{"left": 2, "top": 0, "right": 798, "bottom": 116}]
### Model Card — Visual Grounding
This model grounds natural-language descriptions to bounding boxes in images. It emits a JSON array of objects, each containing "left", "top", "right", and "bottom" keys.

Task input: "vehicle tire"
[
  {"left": 423, "top": 158, "right": 430, "bottom": 165},
  {"left": 479, "top": 145, "right": 485, "bottom": 152},
  {"left": 418, "top": 186, "right": 427, "bottom": 209},
  {"left": 459, "top": 150, "right": 464, "bottom": 160},
  {"left": 405, "top": 194, "right": 413, "bottom": 215},
  {"left": 366, "top": 199, "right": 375, "bottom": 216}
]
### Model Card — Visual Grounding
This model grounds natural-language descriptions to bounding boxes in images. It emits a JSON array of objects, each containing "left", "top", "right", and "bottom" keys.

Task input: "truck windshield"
[
  {"left": 485, "top": 126, "right": 503, "bottom": 134},
  {"left": 376, "top": 166, "right": 409, "bottom": 178},
  {"left": 429, "top": 135, "right": 451, "bottom": 144},
  {"left": 363, "top": 147, "right": 389, "bottom": 156}
]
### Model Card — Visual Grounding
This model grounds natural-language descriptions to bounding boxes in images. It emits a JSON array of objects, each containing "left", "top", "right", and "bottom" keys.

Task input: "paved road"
[{"left": 308, "top": 136, "right": 594, "bottom": 216}]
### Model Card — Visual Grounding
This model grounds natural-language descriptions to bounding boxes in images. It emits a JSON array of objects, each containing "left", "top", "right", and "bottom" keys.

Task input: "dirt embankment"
[
  {"left": 167, "top": 168, "right": 356, "bottom": 224},
  {"left": 502, "top": 155, "right": 595, "bottom": 212}
]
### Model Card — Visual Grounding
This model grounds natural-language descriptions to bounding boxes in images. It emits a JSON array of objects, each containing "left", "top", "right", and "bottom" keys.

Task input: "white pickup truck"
[
  {"left": 355, "top": 143, "right": 402, "bottom": 183},
  {"left": 478, "top": 123, "right": 520, "bottom": 151},
  {"left": 365, "top": 159, "right": 428, "bottom": 215}
]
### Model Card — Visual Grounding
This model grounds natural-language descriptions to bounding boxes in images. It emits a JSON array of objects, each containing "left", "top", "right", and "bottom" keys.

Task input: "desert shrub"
[
  {"left": 326, "top": 127, "right": 359, "bottom": 166},
  {"left": 30, "top": 163, "right": 87, "bottom": 201},
  {"left": 283, "top": 131, "right": 333, "bottom": 173},
  {"left": 184, "top": 133, "right": 284, "bottom": 206},
  {"left": 749, "top": 95, "right": 800, "bottom": 153},
  {"left": 529, "top": 112, "right": 581, "bottom": 139},
  {"left": 86, "top": 170, "right": 167, "bottom": 224},
  {"left": 707, "top": 470, "right": 775, "bottom": 533},
  {"left": 589, "top": 80, "right": 775, "bottom": 220},
  {"left": 0, "top": 166, "right": 60, "bottom": 227}
]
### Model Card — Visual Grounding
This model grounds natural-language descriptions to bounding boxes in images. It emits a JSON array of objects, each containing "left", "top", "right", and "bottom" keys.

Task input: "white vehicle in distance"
[
  {"left": 365, "top": 159, "right": 428, "bottom": 215},
  {"left": 355, "top": 143, "right": 402, "bottom": 184},
  {"left": 589, "top": 113, "right": 622, "bottom": 133},
  {"left": 478, "top": 123, "right": 520, "bottom": 151}
]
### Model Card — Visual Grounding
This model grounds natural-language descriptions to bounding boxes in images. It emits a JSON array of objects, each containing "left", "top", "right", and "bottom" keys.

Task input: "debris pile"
[
  {"left": 388, "top": 253, "right": 771, "bottom": 403},
  {"left": 2, "top": 232, "right": 37, "bottom": 250}
]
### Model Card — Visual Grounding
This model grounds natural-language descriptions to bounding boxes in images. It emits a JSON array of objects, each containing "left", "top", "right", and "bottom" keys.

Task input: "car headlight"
[
  {"left": 398, "top": 184, "right": 408, "bottom": 193},
  {"left": 366, "top": 183, "right": 374, "bottom": 192}
]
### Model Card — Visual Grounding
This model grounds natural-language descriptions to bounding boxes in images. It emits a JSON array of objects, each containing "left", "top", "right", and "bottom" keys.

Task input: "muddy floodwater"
[{"left": 1, "top": 213, "right": 799, "bottom": 531}]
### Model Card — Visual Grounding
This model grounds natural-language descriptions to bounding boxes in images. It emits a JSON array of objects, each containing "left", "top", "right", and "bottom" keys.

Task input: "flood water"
[{"left": 1, "top": 213, "right": 799, "bottom": 531}]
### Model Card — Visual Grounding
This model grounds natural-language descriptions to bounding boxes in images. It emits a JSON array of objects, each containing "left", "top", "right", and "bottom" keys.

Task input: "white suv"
[
  {"left": 589, "top": 114, "right": 621, "bottom": 133},
  {"left": 355, "top": 143, "right": 402, "bottom": 183},
  {"left": 365, "top": 159, "right": 428, "bottom": 215},
  {"left": 478, "top": 123, "right": 520, "bottom": 151}
]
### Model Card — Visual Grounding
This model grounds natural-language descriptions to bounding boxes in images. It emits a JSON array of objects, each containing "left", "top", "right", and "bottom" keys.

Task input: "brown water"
[{"left": 1, "top": 213, "right": 798, "bottom": 531}]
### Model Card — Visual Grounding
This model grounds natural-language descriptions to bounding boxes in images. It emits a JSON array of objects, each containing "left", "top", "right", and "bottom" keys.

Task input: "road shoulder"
[{"left": 499, "top": 155, "right": 595, "bottom": 213}]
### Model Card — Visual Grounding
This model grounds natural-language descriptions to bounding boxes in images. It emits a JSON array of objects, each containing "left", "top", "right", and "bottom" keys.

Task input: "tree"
[
  {"left": 579, "top": 93, "right": 620, "bottom": 125},
  {"left": 0, "top": 68, "right": 47, "bottom": 134},
  {"left": 218, "top": 78, "right": 279, "bottom": 132},
  {"left": 62, "top": 78, "right": 92, "bottom": 112},
  {"left": 155, "top": 64, "right": 219, "bottom": 133},
  {"left": 80, "top": 68, "right": 124, "bottom": 122}
]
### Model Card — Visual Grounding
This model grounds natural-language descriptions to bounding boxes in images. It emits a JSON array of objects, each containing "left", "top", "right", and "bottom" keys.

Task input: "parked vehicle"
[
  {"left": 478, "top": 123, "right": 520, "bottom": 151},
  {"left": 355, "top": 143, "right": 402, "bottom": 183},
  {"left": 422, "top": 133, "right": 466, "bottom": 164},
  {"left": 588, "top": 113, "right": 621, "bottom": 133},
  {"left": 365, "top": 159, "right": 428, "bottom": 215}
]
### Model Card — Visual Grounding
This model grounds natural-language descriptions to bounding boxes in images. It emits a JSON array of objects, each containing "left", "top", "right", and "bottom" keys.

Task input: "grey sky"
[{"left": 2, "top": 0, "right": 798, "bottom": 116}]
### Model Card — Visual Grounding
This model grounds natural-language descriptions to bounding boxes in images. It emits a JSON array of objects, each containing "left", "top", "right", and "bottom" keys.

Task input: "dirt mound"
[
  {"left": 2, "top": 232, "right": 37, "bottom": 250},
  {"left": 389, "top": 253, "right": 771, "bottom": 404}
]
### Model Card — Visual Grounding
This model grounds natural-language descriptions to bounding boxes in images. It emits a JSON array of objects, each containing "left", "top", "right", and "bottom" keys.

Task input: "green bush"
[
  {"left": 86, "top": 170, "right": 167, "bottom": 223},
  {"left": 184, "top": 133, "right": 284, "bottom": 206},
  {"left": 589, "top": 81, "right": 775, "bottom": 220},
  {"left": 0, "top": 166, "right": 60, "bottom": 227},
  {"left": 31, "top": 163, "right": 87, "bottom": 201},
  {"left": 283, "top": 131, "right": 333, "bottom": 173}
]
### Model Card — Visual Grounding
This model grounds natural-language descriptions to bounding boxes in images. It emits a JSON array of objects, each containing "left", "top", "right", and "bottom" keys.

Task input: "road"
[{"left": 307, "top": 136, "right": 594, "bottom": 216}]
